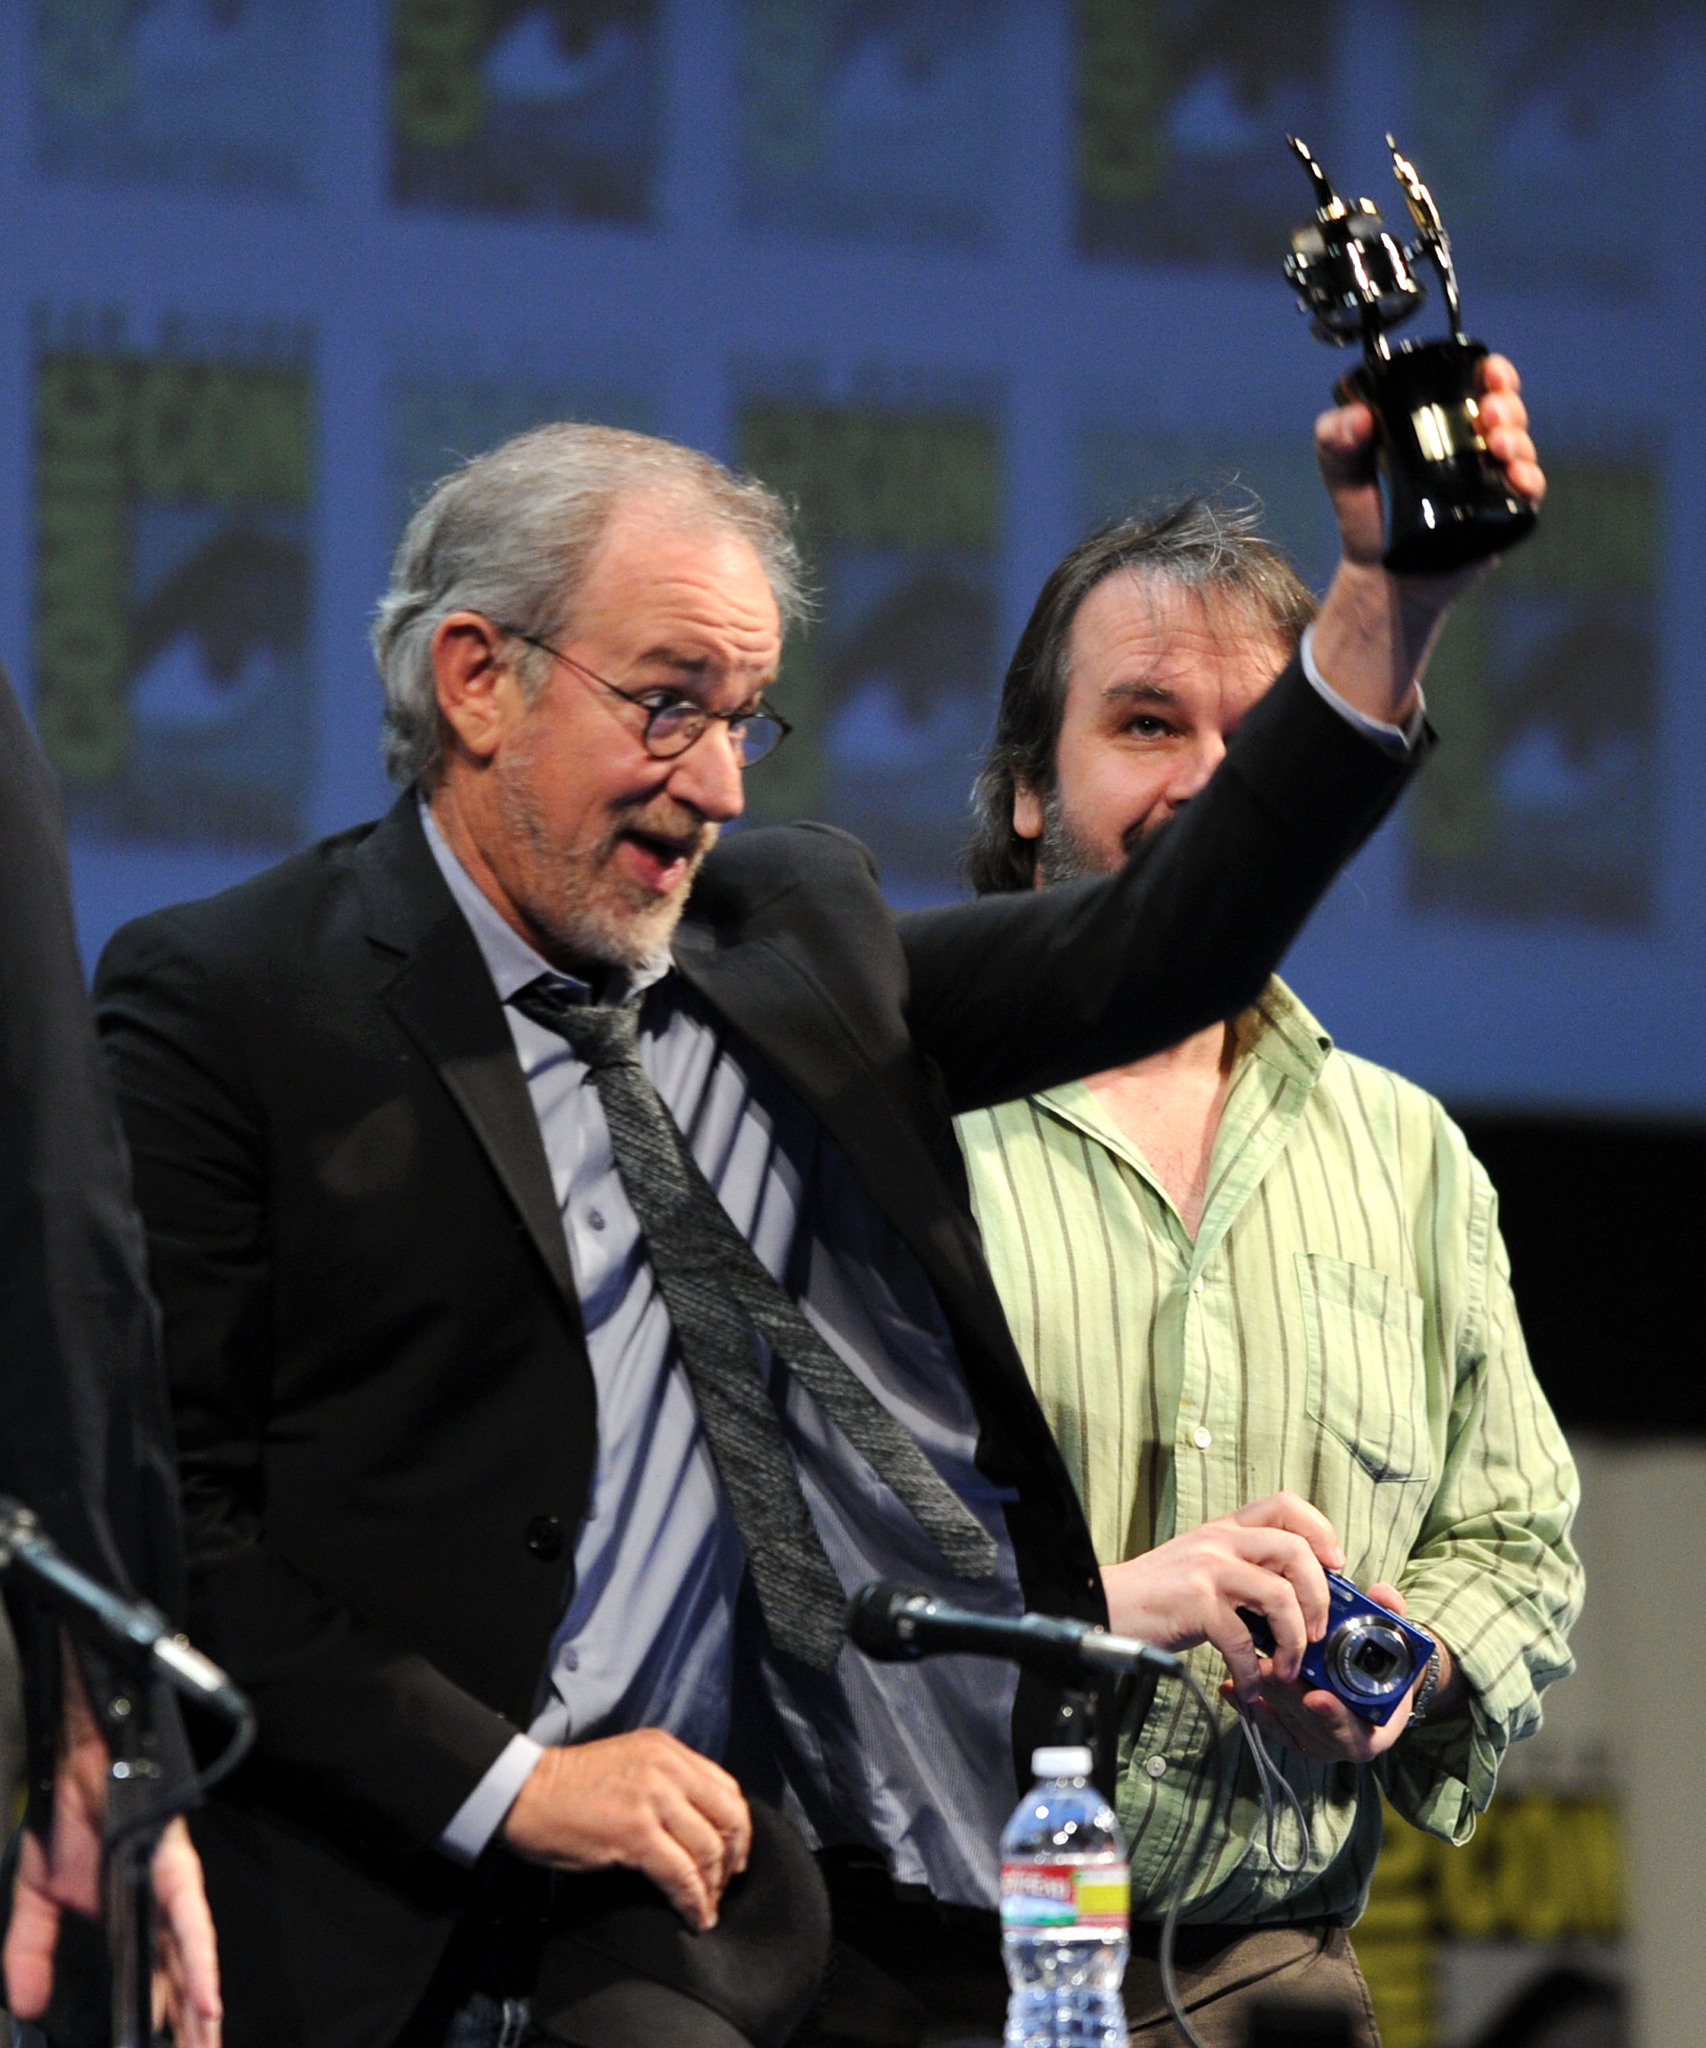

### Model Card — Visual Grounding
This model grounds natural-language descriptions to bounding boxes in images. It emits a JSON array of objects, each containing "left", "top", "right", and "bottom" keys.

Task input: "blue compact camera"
[{"left": 1239, "top": 1571, "right": 1434, "bottom": 1725}]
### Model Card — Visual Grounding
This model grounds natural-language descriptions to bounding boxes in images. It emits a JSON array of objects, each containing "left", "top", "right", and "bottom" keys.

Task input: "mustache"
[
  {"left": 610, "top": 786, "right": 716, "bottom": 843},
  {"left": 609, "top": 797, "right": 719, "bottom": 863}
]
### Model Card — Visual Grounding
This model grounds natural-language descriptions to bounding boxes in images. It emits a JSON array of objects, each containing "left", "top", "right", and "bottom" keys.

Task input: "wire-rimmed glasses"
[{"left": 498, "top": 626, "right": 791, "bottom": 767}]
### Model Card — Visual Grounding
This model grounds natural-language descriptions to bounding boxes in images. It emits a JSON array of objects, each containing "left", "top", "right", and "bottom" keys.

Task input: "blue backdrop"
[{"left": 5, "top": 0, "right": 1702, "bottom": 1111}]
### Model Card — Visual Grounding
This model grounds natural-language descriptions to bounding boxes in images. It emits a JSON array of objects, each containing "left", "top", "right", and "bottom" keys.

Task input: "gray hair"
[
  {"left": 965, "top": 496, "right": 1317, "bottom": 895},
  {"left": 372, "top": 421, "right": 808, "bottom": 787}
]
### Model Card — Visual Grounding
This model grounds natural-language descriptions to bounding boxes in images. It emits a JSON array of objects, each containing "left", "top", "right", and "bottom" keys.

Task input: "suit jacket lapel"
[{"left": 355, "top": 799, "right": 578, "bottom": 1306}]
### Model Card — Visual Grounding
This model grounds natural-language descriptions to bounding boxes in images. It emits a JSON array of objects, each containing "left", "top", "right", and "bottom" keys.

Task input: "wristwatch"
[{"left": 1408, "top": 1644, "right": 1443, "bottom": 1723}]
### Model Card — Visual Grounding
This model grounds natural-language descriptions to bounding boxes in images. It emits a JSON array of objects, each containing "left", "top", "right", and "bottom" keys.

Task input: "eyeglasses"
[{"left": 498, "top": 627, "right": 791, "bottom": 768}]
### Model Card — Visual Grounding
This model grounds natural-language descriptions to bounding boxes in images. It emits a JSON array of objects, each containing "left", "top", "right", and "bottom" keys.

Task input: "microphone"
[
  {"left": 847, "top": 1580, "right": 1180, "bottom": 1683},
  {"left": 0, "top": 1495, "right": 252, "bottom": 1727}
]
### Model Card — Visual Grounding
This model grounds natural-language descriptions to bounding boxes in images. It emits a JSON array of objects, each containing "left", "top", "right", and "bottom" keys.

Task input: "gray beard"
[
  {"left": 1036, "top": 788, "right": 1163, "bottom": 886},
  {"left": 1036, "top": 791, "right": 1107, "bottom": 886},
  {"left": 495, "top": 750, "right": 711, "bottom": 977}
]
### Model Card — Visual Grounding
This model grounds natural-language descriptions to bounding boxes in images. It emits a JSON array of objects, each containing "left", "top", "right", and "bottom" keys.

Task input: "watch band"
[{"left": 1408, "top": 1644, "right": 1443, "bottom": 1722}]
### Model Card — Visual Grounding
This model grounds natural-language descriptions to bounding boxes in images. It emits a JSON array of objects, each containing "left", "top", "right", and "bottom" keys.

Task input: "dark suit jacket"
[
  {"left": 0, "top": 662, "right": 190, "bottom": 2045},
  {"left": 0, "top": 662, "right": 185, "bottom": 1769},
  {"left": 94, "top": 660, "right": 1415, "bottom": 2045}
]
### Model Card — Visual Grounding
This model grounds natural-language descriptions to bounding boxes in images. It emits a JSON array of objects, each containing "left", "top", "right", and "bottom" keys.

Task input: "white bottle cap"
[{"left": 1031, "top": 1746, "right": 1093, "bottom": 1778}]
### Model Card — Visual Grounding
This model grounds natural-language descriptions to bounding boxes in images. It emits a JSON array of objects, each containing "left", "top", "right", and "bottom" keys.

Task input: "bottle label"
[{"left": 1000, "top": 1862, "right": 1130, "bottom": 1932}]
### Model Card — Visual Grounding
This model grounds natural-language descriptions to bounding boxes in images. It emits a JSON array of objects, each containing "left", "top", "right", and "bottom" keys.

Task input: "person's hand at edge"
[
  {"left": 151, "top": 1818, "right": 222, "bottom": 2045},
  {"left": 6, "top": 1637, "right": 110, "bottom": 2018},
  {"left": 1311, "top": 353, "right": 1547, "bottom": 729},
  {"left": 500, "top": 1727, "right": 752, "bottom": 1933},
  {"left": 3, "top": 1640, "right": 222, "bottom": 2043},
  {"left": 1099, "top": 1492, "right": 1345, "bottom": 1704}
]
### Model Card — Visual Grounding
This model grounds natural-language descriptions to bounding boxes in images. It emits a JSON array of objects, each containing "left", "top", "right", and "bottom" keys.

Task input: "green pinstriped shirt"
[{"left": 956, "top": 979, "right": 1581, "bottom": 1926}]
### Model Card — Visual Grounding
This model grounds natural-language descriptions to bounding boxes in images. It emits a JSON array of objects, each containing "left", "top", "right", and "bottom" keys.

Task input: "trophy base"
[{"left": 1341, "top": 338, "right": 1537, "bottom": 575}]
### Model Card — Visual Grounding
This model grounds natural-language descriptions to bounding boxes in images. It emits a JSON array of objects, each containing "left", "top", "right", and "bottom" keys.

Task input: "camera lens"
[{"left": 1325, "top": 1617, "right": 1413, "bottom": 1704}]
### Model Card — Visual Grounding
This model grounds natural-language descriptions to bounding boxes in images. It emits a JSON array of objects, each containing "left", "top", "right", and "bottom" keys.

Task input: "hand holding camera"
[
  {"left": 1100, "top": 1495, "right": 1454, "bottom": 1766},
  {"left": 1235, "top": 1575, "right": 1456, "bottom": 1767},
  {"left": 1099, "top": 1491, "right": 1348, "bottom": 1701}
]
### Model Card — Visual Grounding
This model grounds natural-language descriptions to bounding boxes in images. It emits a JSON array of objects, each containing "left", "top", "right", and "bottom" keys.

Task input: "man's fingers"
[
  {"left": 152, "top": 1821, "right": 222, "bottom": 2039},
  {"left": 1211, "top": 1618, "right": 1266, "bottom": 1702},
  {"left": 660, "top": 1746, "right": 751, "bottom": 1888},
  {"left": 499, "top": 1730, "right": 755, "bottom": 1933},
  {"left": 685, "top": 1753, "right": 752, "bottom": 1874},
  {"left": 1478, "top": 352, "right": 1522, "bottom": 396},
  {"left": 3, "top": 1847, "right": 62, "bottom": 2021},
  {"left": 1214, "top": 1578, "right": 1305, "bottom": 1688},
  {"left": 1313, "top": 402, "right": 1378, "bottom": 488},
  {"left": 1258, "top": 1678, "right": 1394, "bottom": 1763},
  {"left": 1296, "top": 1690, "right": 1385, "bottom": 1762},
  {"left": 655, "top": 1781, "right": 742, "bottom": 1911},
  {"left": 1230, "top": 1493, "right": 1345, "bottom": 1572},
  {"left": 1475, "top": 359, "right": 1547, "bottom": 507},
  {"left": 1366, "top": 1582, "right": 1406, "bottom": 1616},
  {"left": 1241, "top": 1529, "right": 1335, "bottom": 1636},
  {"left": 638, "top": 1827, "right": 719, "bottom": 1932}
]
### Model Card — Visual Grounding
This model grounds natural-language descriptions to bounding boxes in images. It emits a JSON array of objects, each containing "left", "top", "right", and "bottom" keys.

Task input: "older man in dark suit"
[{"left": 95, "top": 379, "right": 1541, "bottom": 2047}]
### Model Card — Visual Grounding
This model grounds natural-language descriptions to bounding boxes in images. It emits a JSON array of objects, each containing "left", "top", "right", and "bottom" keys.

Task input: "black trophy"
[{"left": 1283, "top": 134, "right": 1536, "bottom": 573}]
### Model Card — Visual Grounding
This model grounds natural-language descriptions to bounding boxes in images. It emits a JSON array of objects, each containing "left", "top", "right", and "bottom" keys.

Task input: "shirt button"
[
  {"left": 587, "top": 1208, "right": 606, "bottom": 1232},
  {"left": 1192, "top": 1276, "right": 1205, "bottom": 1296},
  {"left": 1191, "top": 1425, "right": 1213, "bottom": 1450},
  {"left": 560, "top": 1647, "right": 579, "bottom": 1672},
  {"left": 525, "top": 1514, "right": 564, "bottom": 1560},
  {"left": 1144, "top": 1755, "right": 1168, "bottom": 1780}
]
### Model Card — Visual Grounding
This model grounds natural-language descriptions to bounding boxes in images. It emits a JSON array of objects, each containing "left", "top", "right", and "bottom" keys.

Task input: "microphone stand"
[
  {"left": 0, "top": 1496, "right": 245, "bottom": 2048},
  {"left": 102, "top": 1671, "right": 164, "bottom": 2048}
]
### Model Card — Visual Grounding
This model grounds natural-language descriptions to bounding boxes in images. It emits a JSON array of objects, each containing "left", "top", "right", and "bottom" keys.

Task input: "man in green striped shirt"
[{"left": 957, "top": 498, "right": 1582, "bottom": 2043}]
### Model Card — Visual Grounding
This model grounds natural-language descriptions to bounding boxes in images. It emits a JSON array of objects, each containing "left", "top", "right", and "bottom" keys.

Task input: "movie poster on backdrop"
[
  {"left": 388, "top": 354, "right": 656, "bottom": 540},
  {"left": 1410, "top": 0, "right": 1663, "bottom": 295},
  {"left": 1075, "top": 0, "right": 1333, "bottom": 265},
  {"left": 1358, "top": 1791, "right": 1625, "bottom": 2048},
  {"left": 739, "top": 0, "right": 1004, "bottom": 248},
  {"left": 33, "top": 0, "right": 319, "bottom": 196},
  {"left": 32, "top": 311, "right": 315, "bottom": 851},
  {"left": 1406, "top": 456, "right": 1658, "bottom": 926},
  {"left": 391, "top": 0, "right": 660, "bottom": 222},
  {"left": 737, "top": 392, "right": 1001, "bottom": 901}
]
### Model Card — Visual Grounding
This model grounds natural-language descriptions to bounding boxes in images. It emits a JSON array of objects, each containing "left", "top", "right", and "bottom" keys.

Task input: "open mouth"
[{"left": 617, "top": 828, "right": 703, "bottom": 896}]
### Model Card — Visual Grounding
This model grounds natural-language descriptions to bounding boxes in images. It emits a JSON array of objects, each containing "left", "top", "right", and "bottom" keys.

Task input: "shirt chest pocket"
[{"left": 1294, "top": 1252, "right": 1432, "bottom": 1485}]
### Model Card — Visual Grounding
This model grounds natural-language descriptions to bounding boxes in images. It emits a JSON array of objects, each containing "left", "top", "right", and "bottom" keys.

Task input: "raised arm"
[{"left": 902, "top": 357, "right": 1544, "bottom": 1111}]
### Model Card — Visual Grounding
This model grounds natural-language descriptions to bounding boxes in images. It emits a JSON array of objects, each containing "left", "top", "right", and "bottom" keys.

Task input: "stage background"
[{"left": 1, "top": 7, "right": 1701, "bottom": 2046}]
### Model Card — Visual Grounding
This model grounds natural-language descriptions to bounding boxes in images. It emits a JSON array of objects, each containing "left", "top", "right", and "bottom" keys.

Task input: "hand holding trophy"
[{"left": 1283, "top": 135, "right": 1537, "bottom": 573}]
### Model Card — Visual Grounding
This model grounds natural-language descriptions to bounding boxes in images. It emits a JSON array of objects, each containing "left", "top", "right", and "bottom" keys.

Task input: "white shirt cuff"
[
  {"left": 437, "top": 1732, "right": 544, "bottom": 1865},
  {"left": 1300, "top": 624, "right": 1427, "bottom": 756}
]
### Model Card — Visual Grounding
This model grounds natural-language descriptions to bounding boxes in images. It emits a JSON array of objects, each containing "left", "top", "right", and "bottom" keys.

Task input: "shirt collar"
[
  {"left": 1242, "top": 976, "right": 1334, "bottom": 1089},
  {"left": 417, "top": 794, "right": 672, "bottom": 1004},
  {"left": 1034, "top": 976, "right": 1334, "bottom": 1145}
]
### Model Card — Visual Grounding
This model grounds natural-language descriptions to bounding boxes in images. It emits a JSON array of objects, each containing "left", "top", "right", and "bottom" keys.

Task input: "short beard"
[
  {"left": 495, "top": 741, "right": 716, "bottom": 976},
  {"left": 1034, "top": 788, "right": 1153, "bottom": 886}
]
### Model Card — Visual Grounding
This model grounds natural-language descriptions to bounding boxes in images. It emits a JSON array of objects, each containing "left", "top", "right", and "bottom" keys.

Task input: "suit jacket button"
[{"left": 526, "top": 1514, "right": 564, "bottom": 1561}]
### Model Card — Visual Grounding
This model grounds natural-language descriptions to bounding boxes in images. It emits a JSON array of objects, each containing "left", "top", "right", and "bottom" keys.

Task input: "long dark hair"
[{"left": 964, "top": 498, "right": 1317, "bottom": 894}]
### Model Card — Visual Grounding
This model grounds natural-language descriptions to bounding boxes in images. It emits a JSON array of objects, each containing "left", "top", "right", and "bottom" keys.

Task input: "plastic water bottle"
[{"left": 999, "top": 1745, "right": 1130, "bottom": 2047}]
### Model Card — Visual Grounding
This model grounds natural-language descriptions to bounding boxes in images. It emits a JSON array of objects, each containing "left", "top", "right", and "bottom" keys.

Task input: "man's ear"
[
  {"left": 433, "top": 613, "right": 514, "bottom": 763},
  {"left": 1012, "top": 772, "right": 1044, "bottom": 844}
]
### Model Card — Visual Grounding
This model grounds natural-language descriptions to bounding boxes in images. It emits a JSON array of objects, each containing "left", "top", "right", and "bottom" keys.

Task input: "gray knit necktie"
[{"left": 512, "top": 981, "right": 998, "bottom": 1672}]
